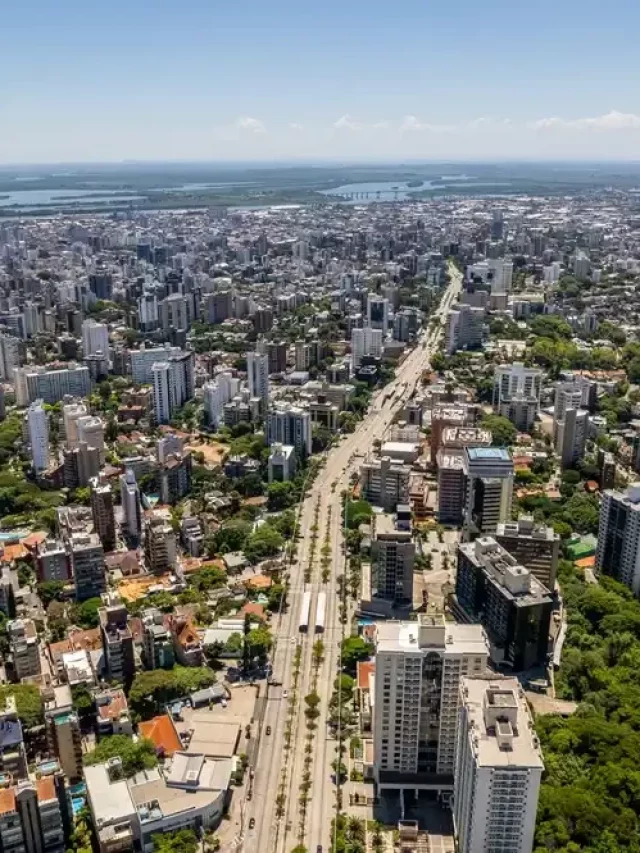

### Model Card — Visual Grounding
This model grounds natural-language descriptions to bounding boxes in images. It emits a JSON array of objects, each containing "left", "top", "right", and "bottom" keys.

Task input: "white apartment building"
[
  {"left": 17, "top": 365, "right": 91, "bottom": 405},
  {"left": 444, "top": 304, "right": 485, "bottom": 355},
  {"left": 82, "top": 319, "right": 109, "bottom": 358},
  {"left": 373, "top": 614, "right": 489, "bottom": 792},
  {"left": 152, "top": 363, "right": 172, "bottom": 425},
  {"left": 351, "top": 326, "right": 383, "bottom": 369},
  {"left": 151, "top": 353, "right": 195, "bottom": 425},
  {"left": 203, "top": 372, "right": 240, "bottom": 429},
  {"left": 489, "top": 259, "right": 514, "bottom": 294},
  {"left": 454, "top": 678, "right": 543, "bottom": 853},
  {"left": 266, "top": 405, "right": 312, "bottom": 457},
  {"left": 247, "top": 351, "right": 270, "bottom": 406},
  {"left": 492, "top": 363, "right": 542, "bottom": 432},
  {"left": 360, "top": 455, "right": 411, "bottom": 512},
  {"left": 130, "top": 345, "right": 181, "bottom": 385},
  {"left": 120, "top": 469, "right": 142, "bottom": 540},
  {"left": 77, "top": 416, "right": 105, "bottom": 463},
  {"left": 62, "top": 402, "right": 88, "bottom": 449},
  {"left": 26, "top": 400, "right": 49, "bottom": 472}
]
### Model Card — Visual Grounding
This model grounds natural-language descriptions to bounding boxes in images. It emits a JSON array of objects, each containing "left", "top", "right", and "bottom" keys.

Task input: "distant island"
[{"left": 406, "top": 180, "right": 424, "bottom": 188}]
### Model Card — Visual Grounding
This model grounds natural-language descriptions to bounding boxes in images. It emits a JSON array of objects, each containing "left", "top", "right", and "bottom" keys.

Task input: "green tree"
[
  {"left": 266, "top": 480, "right": 295, "bottom": 512},
  {"left": 345, "top": 499, "right": 373, "bottom": 530},
  {"left": 244, "top": 526, "right": 284, "bottom": 563},
  {"left": 151, "top": 829, "right": 198, "bottom": 853},
  {"left": 479, "top": 414, "right": 517, "bottom": 446},
  {"left": 128, "top": 667, "right": 215, "bottom": 719},
  {"left": 37, "top": 580, "right": 66, "bottom": 607},
  {"left": 340, "top": 637, "right": 374, "bottom": 676}
]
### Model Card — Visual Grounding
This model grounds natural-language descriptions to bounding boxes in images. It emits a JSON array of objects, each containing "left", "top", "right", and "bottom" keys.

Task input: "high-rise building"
[
  {"left": 247, "top": 351, "right": 270, "bottom": 408},
  {"left": 62, "top": 402, "right": 88, "bottom": 449},
  {"left": 76, "top": 416, "right": 105, "bottom": 464},
  {"left": 120, "top": 470, "right": 142, "bottom": 542},
  {"left": 203, "top": 372, "right": 240, "bottom": 429},
  {"left": 266, "top": 341, "right": 287, "bottom": 375},
  {"left": 99, "top": 597, "right": 135, "bottom": 688},
  {"left": 266, "top": 405, "right": 312, "bottom": 458},
  {"left": 151, "top": 351, "right": 195, "bottom": 425},
  {"left": 371, "top": 513, "right": 415, "bottom": 603},
  {"left": 204, "top": 290, "right": 233, "bottom": 325},
  {"left": 444, "top": 304, "right": 485, "bottom": 355},
  {"left": 464, "top": 447, "right": 514, "bottom": 538},
  {"left": 130, "top": 345, "right": 181, "bottom": 385},
  {"left": 36, "top": 540, "right": 71, "bottom": 584},
  {"left": 81, "top": 319, "right": 109, "bottom": 358},
  {"left": 495, "top": 517, "right": 560, "bottom": 590},
  {"left": 596, "top": 484, "right": 640, "bottom": 594},
  {"left": 144, "top": 516, "right": 176, "bottom": 573},
  {"left": 454, "top": 678, "right": 543, "bottom": 853},
  {"left": 69, "top": 533, "right": 105, "bottom": 602},
  {"left": 0, "top": 777, "right": 67, "bottom": 853},
  {"left": 456, "top": 538, "right": 553, "bottom": 670},
  {"left": 7, "top": 618, "right": 41, "bottom": 681},
  {"left": 26, "top": 401, "right": 49, "bottom": 473},
  {"left": 151, "top": 362, "right": 172, "bottom": 425},
  {"left": 373, "top": 614, "right": 489, "bottom": 792},
  {"left": 90, "top": 477, "right": 116, "bottom": 553},
  {"left": 436, "top": 450, "right": 467, "bottom": 524},
  {"left": 351, "top": 326, "right": 383, "bottom": 369},
  {"left": 489, "top": 258, "right": 513, "bottom": 293},
  {"left": 159, "top": 294, "right": 189, "bottom": 333},
  {"left": 492, "top": 363, "right": 542, "bottom": 432},
  {"left": 46, "top": 709, "right": 82, "bottom": 782},
  {"left": 360, "top": 456, "right": 411, "bottom": 511},
  {"left": 0, "top": 334, "right": 24, "bottom": 381},
  {"left": 553, "top": 376, "right": 596, "bottom": 431},
  {"left": 366, "top": 294, "right": 390, "bottom": 330},
  {"left": 268, "top": 443, "right": 296, "bottom": 482},
  {"left": 556, "top": 407, "right": 589, "bottom": 469},
  {"left": 17, "top": 365, "right": 91, "bottom": 405}
]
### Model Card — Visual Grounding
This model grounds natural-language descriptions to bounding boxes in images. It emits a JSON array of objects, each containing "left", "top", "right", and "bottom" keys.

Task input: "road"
[{"left": 242, "top": 264, "right": 462, "bottom": 853}]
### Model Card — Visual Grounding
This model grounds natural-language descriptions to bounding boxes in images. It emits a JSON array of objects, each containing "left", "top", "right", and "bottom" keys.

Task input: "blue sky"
[{"left": 3, "top": 0, "right": 640, "bottom": 163}]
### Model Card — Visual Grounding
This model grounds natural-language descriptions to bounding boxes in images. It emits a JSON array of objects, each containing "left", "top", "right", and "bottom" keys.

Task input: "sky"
[{"left": 3, "top": 0, "right": 640, "bottom": 164}]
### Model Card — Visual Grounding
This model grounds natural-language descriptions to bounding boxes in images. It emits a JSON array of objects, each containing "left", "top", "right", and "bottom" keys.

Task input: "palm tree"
[{"left": 348, "top": 816, "right": 365, "bottom": 842}]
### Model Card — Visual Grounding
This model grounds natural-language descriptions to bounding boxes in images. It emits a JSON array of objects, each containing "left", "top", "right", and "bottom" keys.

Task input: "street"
[{"left": 241, "top": 265, "right": 462, "bottom": 853}]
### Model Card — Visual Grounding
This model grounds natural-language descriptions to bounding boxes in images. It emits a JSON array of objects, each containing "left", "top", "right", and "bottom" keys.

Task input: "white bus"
[
  {"left": 299, "top": 590, "right": 312, "bottom": 633},
  {"left": 315, "top": 592, "right": 326, "bottom": 634}
]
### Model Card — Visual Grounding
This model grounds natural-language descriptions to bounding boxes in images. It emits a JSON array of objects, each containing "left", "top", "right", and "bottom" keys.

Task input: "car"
[
  {"left": 283, "top": 689, "right": 288, "bottom": 699},
  {"left": 266, "top": 726, "right": 271, "bottom": 735},
  {"left": 249, "top": 818, "right": 255, "bottom": 830},
  {"left": 317, "top": 846, "right": 323, "bottom": 853}
]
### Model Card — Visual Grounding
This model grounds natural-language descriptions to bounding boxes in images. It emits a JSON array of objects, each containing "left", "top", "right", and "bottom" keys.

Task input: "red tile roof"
[{"left": 139, "top": 714, "right": 182, "bottom": 756}]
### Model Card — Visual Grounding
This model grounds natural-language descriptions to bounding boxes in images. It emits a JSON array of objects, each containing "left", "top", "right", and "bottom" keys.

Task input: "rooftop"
[
  {"left": 462, "top": 677, "right": 544, "bottom": 770},
  {"left": 467, "top": 447, "right": 511, "bottom": 461}
]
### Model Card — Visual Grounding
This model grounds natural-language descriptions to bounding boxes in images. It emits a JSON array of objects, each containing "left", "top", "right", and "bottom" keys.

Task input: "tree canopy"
[
  {"left": 128, "top": 666, "right": 215, "bottom": 719},
  {"left": 533, "top": 563, "right": 640, "bottom": 852},
  {"left": 84, "top": 735, "right": 157, "bottom": 777}
]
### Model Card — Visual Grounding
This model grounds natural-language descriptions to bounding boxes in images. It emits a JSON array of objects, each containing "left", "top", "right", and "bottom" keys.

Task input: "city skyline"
[{"left": 3, "top": 0, "right": 640, "bottom": 162}]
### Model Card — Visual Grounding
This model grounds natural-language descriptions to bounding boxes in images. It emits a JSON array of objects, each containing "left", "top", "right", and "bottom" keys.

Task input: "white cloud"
[
  {"left": 235, "top": 116, "right": 266, "bottom": 134},
  {"left": 531, "top": 110, "right": 640, "bottom": 131},
  {"left": 288, "top": 122, "right": 304, "bottom": 131},
  {"left": 333, "top": 114, "right": 362, "bottom": 131},
  {"left": 372, "top": 120, "right": 390, "bottom": 129}
]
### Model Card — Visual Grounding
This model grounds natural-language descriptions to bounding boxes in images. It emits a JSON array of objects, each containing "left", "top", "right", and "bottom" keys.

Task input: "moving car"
[{"left": 249, "top": 818, "right": 256, "bottom": 830}]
